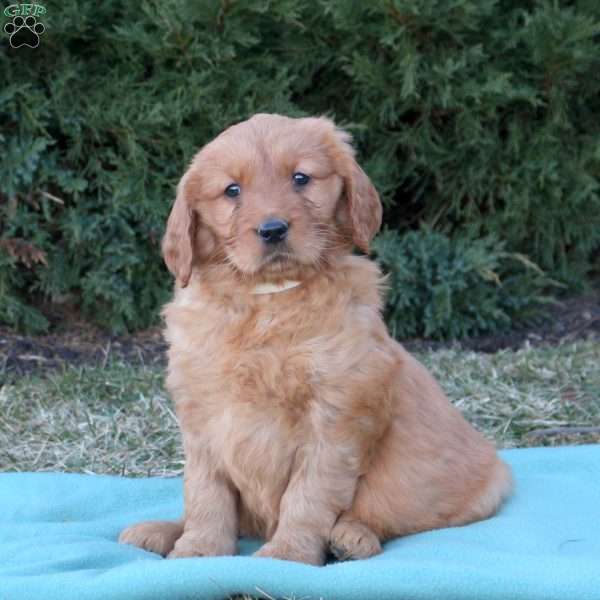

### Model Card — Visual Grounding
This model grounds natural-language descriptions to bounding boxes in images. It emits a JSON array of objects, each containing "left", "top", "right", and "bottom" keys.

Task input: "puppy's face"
[{"left": 163, "top": 114, "right": 382, "bottom": 285}]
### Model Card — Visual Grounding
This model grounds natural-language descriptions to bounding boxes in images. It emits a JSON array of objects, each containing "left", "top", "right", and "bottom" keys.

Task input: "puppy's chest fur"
[
  {"left": 165, "top": 292, "right": 330, "bottom": 529},
  {"left": 219, "top": 328, "right": 315, "bottom": 504},
  {"left": 163, "top": 259, "right": 385, "bottom": 533}
]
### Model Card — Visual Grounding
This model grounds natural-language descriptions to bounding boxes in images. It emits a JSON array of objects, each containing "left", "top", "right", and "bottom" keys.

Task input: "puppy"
[{"left": 119, "top": 114, "right": 512, "bottom": 565}]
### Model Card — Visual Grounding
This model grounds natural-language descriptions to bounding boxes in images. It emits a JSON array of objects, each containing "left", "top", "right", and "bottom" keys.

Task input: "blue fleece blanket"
[{"left": 1, "top": 445, "right": 599, "bottom": 600}]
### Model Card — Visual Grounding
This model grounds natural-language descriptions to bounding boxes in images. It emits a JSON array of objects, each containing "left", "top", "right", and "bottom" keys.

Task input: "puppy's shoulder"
[
  {"left": 162, "top": 279, "right": 207, "bottom": 317},
  {"left": 337, "top": 254, "right": 387, "bottom": 310},
  {"left": 161, "top": 278, "right": 228, "bottom": 346}
]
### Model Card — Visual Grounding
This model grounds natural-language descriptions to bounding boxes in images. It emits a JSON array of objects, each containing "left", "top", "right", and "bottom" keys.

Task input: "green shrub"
[
  {"left": 373, "top": 229, "right": 557, "bottom": 339},
  {"left": 1, "top": 0, "right": 599, "bottom": 336}
]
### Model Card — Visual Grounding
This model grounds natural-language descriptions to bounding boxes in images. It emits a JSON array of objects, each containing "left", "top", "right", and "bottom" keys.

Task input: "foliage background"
[{"left": 1, "top": 0, "right": 599, "bottom": 337}]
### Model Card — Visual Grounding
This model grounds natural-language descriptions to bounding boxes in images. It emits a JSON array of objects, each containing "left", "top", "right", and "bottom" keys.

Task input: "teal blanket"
[{"left": 1, "top": 445, "right": 599, "bottom": 600}]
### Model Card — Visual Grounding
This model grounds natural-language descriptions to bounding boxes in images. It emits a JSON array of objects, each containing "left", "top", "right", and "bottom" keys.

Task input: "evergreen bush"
[
  {"left": 373, "top": 229, "right": 556, "bottom": 339},
  {"left": 1, "top": 0, "right": 599, "bottom": 337}
]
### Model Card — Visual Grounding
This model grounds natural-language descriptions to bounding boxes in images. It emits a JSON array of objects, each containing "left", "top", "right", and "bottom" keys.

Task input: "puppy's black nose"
[{"left": 257, "top": 219, "right": 289, "bottom": 244}]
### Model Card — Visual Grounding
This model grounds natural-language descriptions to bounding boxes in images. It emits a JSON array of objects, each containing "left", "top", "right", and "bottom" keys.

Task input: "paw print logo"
[{"left": 4, "top": 15, "right": 45, "bottom": 48}]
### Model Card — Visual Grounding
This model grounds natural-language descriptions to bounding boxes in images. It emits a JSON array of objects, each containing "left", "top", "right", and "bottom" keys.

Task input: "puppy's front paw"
[
  {"left": 166, "top": 531, "right": 237, "bottom": 559},
  {"left": 119, "top": 520, "right": 183, "bottom": 556},
  {"left": 329, "top": 519, "right": 382, "bottom": 561},
  {"left": 254, "top": 539, "right": 324, "bottom": 566}
]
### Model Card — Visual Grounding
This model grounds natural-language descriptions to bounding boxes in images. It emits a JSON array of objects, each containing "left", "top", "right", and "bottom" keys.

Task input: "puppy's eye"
[
  {"left": 224, "top": 183, "right": 241, "bottom": 198},
  {"left": 292, "top": 172, "right": 310, "bottom": 186}
]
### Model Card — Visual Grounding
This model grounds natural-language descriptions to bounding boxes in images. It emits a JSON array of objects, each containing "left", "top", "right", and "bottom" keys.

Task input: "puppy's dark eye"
[
  {"left": 292, "top": 172, "right": 310, "bottom": 186},
  {"left": 224, "top": 183, "right": 241, "bottom": 198}
]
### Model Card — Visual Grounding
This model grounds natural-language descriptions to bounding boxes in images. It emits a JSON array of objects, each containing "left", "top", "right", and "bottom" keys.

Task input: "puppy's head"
[{"left": 162, "top": 114, "right": 382, "bottom": 286}]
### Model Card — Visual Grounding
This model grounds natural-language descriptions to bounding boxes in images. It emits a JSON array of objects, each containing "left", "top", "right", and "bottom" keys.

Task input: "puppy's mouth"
[{"left": 261, "top": 245, "right": 295, "bottom": 266}]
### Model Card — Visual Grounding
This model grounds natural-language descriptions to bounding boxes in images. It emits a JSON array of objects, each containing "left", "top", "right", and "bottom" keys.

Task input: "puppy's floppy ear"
[
  {"left": 334, "top": 128, "right": 382, "bottom": 253},
  {"left": 162, "top": 173, "right": 198, "bottom": 288}
]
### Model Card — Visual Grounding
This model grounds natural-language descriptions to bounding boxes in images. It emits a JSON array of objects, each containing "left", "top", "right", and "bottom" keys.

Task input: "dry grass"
[
  {"left": 421, "top": 339, "right": 600, "bottom": 448},
  {"left": 0, "top": 365, "right": 183, "bottom": 476},
  {"left": 1, "top": 340, "right": 599, "bottom": 476}
]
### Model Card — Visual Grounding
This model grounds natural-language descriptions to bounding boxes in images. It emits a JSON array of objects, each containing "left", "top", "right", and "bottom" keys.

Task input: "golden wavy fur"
[{"left": 119, "top": 114, "right": 512, "bottom": 565}]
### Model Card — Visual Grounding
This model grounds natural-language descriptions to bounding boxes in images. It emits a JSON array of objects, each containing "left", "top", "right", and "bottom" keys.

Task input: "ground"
[
  {"left": 0, "top": 292, "right": 599, "bottom": 474},
  {"left": 1, "top": 297, "right": 599, "bottom": 600}
]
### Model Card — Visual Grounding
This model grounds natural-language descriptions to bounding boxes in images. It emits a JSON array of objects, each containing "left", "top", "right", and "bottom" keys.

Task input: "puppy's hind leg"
[
  {"left": 119, "top": 520, "right": 184, "bottom": 556},
  {"left": 329, "top": 515, "right": 382, "bottom": 561}
]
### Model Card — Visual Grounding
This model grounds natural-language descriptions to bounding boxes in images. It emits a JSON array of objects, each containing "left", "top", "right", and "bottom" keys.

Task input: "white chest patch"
[{"left": 250, "top": 280, "right": 301, "bottom": 295}]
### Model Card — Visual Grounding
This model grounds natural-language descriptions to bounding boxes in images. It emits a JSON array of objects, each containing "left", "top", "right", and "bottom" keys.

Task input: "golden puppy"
[{"left": 119, "top": 114, "right": 512, "bottom": 565}]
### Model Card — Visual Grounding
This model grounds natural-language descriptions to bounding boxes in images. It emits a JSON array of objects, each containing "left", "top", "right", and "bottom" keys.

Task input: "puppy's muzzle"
[{"left": 257, "top": 219, "right": 289, "bottom": 244}]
